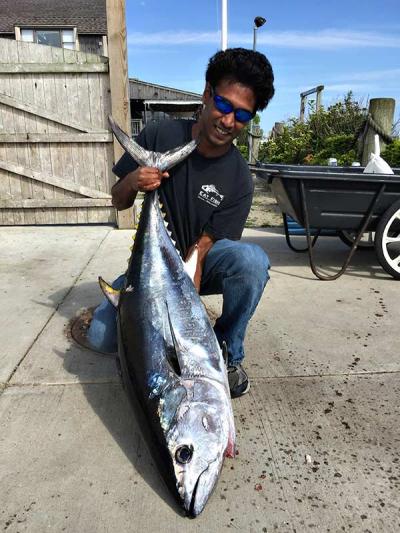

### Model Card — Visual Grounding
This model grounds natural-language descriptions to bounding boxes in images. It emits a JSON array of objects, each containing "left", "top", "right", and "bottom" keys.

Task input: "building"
[
  {"left": 129, "top": 78, "right": 202, "bottom": 137},
  {"left": 0, "top": 0, "right": 202, "bottom": 133},
  {"left": 0, "top": 0, "right": 107, "bottom": 55}
]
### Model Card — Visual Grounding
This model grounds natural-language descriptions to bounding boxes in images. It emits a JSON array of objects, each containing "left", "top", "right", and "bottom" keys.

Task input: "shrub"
[
  {"left": 312, "top": 134, "right": 357, "bottom": 165},
  {"left": 259, "top": 92, "right": 367, "bottom": 165},
  {"left": 259, "top": 119, "right": 313, "bottom": 164},
  {"left": 381, "top": 139, "right": 400, "bottom": 167}
]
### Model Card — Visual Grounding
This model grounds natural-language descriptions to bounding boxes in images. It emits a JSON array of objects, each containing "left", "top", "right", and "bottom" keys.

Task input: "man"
[{"left": 87, "top": 47, "right": 275, "bottom": 398}]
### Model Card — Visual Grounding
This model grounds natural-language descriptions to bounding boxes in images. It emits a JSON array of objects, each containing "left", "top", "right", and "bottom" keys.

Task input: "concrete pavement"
[{"left": 1, "top": 226, "right": 399, "bottom": 532}]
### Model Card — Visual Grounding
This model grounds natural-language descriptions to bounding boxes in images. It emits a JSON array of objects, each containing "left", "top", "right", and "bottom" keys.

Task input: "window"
[
  {"left": 20, "top": 28, "right": 76, "bottom": 50},
  {"left": 61, "top": 29, "right": 75, "bottom": 50}
]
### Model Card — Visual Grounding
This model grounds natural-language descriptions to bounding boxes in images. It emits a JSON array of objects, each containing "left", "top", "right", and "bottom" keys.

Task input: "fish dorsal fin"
[
  {"left": 184, "top": 245, "right": 198, "bottom": 283},
  {"left": 108, "top": 115, "right": 198, "bottom": 171},
  {"left": 98, "top": 277, "right": 121, "bottom": 308}
]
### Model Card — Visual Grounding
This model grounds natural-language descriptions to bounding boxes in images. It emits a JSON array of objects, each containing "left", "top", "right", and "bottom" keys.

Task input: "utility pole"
[
  {"left": 248, "top": 16, "right": 266, "bottom": 164},
  {"left": 221, "top": 0, "right": 228, "bottom": 50}
]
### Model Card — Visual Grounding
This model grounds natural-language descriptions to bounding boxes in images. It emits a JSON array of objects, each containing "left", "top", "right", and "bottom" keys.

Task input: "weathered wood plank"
[
  {"left": 74, "top": 73, "right": 94, "bottom": 223},
  {"left": 87, "top": 75, "right": 102, "bottom": 205},
  {"left": 3, "top": 40, "right": 20, "bottom": 224},
  {"left": 0, "top": 43, "right": 11, "bottom": 224},
  {"left": 77, "top": 73, "right": 92, "bottom": 125},
  {"left": 0, "top": 133, "right": 113, "bottom": 143},
  {"left": 0, "top": 199, "right": 113, "bottom": 208},
  {"left": 34, "top": 47, "right": 56, "bottom": 224},
  {"left": 0, "top": 38, "right": 108, "bottom": 62},
  {"left": 16, "top": 38, "right": 54, "bottom": 65},
  {"left": 87, "top": 206, "right": 116, "bottom": 224},
  {"left": 76, "top": 72, "right": 92, "bottom": 222},
  {"left": 107, "top": 0, "right": 133, "bottom": 229},
  {"left": 0, "top": 160, "right": 112, "bottom": 198},
  {"left": 0, "top": 92, "right": 109, "bottom": 133},
  {"left": 59, "top": 74, "right": 78, "bottom": 224},
  {"left": 0, "top": 63, "right": 109, "bottom": 73},
  {"left": 11, "top": 51, "right": 35, "bottom": 223}
]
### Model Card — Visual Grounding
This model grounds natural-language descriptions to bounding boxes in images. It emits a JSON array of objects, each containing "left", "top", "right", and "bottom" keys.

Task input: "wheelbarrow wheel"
[
  {"left": 375, "top": 199, "right": 400, "bottom": 279},
  {"left": 338, "top": 230, "right": 375, "bottom": 250}
]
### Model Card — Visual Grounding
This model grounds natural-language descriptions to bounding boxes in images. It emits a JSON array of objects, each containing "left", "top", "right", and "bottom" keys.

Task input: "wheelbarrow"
[{"left": 251, "top": 163, "right": 400, "bottom": 281}]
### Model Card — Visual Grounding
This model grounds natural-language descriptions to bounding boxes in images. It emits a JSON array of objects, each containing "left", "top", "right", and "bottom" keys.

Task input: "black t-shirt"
[{"left": 113, "top": 119, "right": 253, "bottom": 258}]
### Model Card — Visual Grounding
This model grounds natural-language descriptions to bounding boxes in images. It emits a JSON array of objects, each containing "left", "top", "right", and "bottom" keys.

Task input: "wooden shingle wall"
[{"left": 0, "top": 38, "right": 116, "bottom": 225}]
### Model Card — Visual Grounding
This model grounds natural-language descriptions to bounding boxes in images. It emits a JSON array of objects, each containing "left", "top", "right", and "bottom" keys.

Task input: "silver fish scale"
[{"left": 126, "top": 191, "right": 225, "bottom": 383}]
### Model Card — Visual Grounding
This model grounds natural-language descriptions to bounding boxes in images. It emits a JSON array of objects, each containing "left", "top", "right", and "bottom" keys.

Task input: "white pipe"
[{"left": 221, "top": 0, "right": 228, "bottom": 50}]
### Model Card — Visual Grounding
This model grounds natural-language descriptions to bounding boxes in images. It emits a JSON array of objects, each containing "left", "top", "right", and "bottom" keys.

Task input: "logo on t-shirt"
[{"left": 198, "top": 184, "right": 224, "bottom": 207}]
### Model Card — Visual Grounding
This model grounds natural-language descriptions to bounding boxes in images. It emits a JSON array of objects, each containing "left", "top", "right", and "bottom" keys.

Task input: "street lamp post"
[
  {"left": 253, "top": 16, "right": 266, "bottom": 51},
  {"left": 249, "top": 16, "right": 266, "bottom": 163}
]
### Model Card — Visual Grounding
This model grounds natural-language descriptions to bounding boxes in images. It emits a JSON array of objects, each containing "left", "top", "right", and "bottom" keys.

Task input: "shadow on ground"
[
  {"left": 245, "top": 228, "right": 394, "bottom": 281},
  {"left": 48, "top": 280, "right": 185, "bottom": 517}
]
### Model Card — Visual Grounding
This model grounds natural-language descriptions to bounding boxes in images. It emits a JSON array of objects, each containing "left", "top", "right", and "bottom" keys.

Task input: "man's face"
[{"left": 200, "top": 79, "right": 256, "bottom": 150}]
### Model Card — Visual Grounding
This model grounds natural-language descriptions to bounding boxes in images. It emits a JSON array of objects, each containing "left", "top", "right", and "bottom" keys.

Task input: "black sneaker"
[{"left": 228, "top": 364, "right": 250, "bottom": 398}]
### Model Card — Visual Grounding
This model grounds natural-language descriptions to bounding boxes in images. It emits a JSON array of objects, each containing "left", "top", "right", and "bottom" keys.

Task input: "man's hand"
[
  {"left": 185, "top": 233, "right": 215, "bottom": 292},
  {"left": 129, "top": 167, "right": 170, "bottom": 193},
  {"left": 112, "top": 167, "right": 169, "bottom": 211}
]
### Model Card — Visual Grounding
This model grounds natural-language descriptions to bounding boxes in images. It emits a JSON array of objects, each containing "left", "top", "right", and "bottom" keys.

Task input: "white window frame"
[{"left": 16, "top": 26, "right": 78, "bottom": 50}]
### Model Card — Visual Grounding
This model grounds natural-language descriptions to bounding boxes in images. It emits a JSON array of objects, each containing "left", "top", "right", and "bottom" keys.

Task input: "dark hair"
[{"left": 205, "top": 47, "right": 275, "bottom": 111}]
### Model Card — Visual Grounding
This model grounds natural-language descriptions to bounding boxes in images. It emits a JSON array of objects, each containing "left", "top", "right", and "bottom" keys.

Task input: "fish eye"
[{"left": 175, "top": 445, "right": 193, "bottom": 464}]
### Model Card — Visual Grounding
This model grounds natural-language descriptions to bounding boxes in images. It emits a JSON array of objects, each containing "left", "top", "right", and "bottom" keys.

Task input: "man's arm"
[
  {"left": 185, "top": 233, "right": 215, "bottom": 292},
  {"left": 112, "top": 167, "right": 169, "bottom": 211}
]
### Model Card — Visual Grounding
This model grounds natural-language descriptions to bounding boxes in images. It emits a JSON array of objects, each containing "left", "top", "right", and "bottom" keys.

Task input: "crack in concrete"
[
  {"left": 3, "top": 368, "right": 399, "bottom": 394},
  {"left": 252, "top": 369, "right": 400, "bottom": 380},
  {"left": 4, "top": 379, "right": 120, "bottom": 390}
]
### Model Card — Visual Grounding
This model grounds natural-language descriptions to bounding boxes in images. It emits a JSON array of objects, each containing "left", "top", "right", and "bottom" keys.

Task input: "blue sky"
[{"left": 125, "top": 0, "right": 400, "bottom": 135}]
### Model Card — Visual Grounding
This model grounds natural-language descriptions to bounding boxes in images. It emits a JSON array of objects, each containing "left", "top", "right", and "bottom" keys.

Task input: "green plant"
[
  {"left": 259, "top": 119, "right": 313, "bottom": 164},
  {"left": 259, "top": 92, "right": 367, "bottom": 165},
  {"left": 381, "top": 139, "right": 400, "bottom": 167},
  {"left": 237, "top": 144, "right": 249, "bottom": 159},
  {"left": 312, "top": 134, "right": 356, "bottom": 165}
]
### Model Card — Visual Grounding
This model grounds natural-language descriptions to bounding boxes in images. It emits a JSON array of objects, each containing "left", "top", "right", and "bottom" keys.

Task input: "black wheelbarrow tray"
[{"left": 252, "top": 163, "right": 400, "bottom": 281}]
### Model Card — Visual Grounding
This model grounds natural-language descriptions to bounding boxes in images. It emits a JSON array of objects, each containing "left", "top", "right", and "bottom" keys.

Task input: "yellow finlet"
[{"left": 98, "top": 277, "right": 121, "bottom": 308}]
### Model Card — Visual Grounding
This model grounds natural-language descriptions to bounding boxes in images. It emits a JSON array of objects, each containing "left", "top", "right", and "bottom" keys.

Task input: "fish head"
[{"left": 167, "top": 384, "right": 231, "bottom": 517}]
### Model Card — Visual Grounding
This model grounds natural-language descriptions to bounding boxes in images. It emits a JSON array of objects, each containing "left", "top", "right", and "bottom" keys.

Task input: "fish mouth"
[
  {"left": 187, "top": 474, "right": 202, "bottom": 518},
  {"left": 182, "top": 459, "right": 220, "bottom": 518}
]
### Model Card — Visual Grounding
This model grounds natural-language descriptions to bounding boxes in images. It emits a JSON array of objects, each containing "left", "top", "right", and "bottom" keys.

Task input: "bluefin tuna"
[{"left": 100, "top": 116, "right": 236, "bottom": 517}]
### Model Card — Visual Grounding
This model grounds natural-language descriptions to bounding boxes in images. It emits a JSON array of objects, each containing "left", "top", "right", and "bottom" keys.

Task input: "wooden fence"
[{"left": 0, "top": 38, "right": 116, "bottom": 225}]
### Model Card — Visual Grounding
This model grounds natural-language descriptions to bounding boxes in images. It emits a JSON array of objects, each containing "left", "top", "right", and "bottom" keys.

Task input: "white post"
[
  {"left": 221, "top": 0, "right": 228, "bottom": 50},
  {"left": 249, "top": 22, "right": 257, "bottom": 162}
]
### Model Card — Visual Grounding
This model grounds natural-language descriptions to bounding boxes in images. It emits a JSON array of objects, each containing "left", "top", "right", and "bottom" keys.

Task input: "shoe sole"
[{"left": 230, "top": 380, "right": 250, "bottom": 399}]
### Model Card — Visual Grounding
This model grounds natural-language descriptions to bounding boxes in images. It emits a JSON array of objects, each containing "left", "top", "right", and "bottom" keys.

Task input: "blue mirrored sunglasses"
[{"left": 211, "top": 88, "right": 255, "bottom": 123}]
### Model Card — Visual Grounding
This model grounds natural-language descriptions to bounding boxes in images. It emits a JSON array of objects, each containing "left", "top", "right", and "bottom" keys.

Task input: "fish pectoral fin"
[
  {"left": 98, "top": 277, "right": 121, "bottom": 308},
  {"left": 164, "top": 302, "right": 186, "bottom": 376},
  {"left": 184, "top": 245, "right": 198, "bottom": 283}
]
